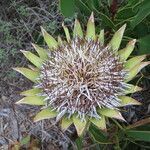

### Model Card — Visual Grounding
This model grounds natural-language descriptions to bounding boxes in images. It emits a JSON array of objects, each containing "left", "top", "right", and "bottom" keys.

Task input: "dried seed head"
[{"left": 36, "top": 38, "right": 129, "bottom": 121}]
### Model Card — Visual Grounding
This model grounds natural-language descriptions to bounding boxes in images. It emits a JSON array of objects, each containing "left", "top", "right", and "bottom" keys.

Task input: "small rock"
[{"left": 1, "top": 96, "right": 7, "bottom": 101}]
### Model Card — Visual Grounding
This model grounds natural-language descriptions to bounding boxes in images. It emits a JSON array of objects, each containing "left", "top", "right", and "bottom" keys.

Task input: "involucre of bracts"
[{"left": 14, "top": 13, "right": 150, "bottom": 136}]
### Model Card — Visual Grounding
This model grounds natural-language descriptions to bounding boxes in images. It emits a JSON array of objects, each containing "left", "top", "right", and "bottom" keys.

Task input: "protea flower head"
[{"left": 14, "top": 13, "right": 150, "bottom": 136}]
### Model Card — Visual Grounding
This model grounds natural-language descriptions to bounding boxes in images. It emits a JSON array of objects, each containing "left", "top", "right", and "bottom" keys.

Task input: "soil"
[{"left": 0, "top": 72, "right": 73, "bottom": 149}]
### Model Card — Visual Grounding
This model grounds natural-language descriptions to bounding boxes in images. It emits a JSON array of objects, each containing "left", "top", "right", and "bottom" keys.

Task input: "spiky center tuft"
[{"left": 37, "top": 38, "right": 129, "bottom": 121}]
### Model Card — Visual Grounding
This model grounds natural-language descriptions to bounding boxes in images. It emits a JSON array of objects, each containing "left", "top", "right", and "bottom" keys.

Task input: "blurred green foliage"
[{"left": 59, "top": 0, "right": 150, "bottom": 55}]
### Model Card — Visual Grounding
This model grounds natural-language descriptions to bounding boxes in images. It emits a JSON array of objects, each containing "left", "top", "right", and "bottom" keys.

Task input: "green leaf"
[
  {"left": 124, "top": 55, "right": 146, "bottom": 70},
  {"left": 59, "top": 0, "right": 75, "bottom": 17},
  {"left": 34, "top": 108, "right": 57, "bottom": 122},
  {"left": 138, "top": 34, "right": 150, "bottom": 55},
  {"left": 118, "top": 39, "right": 136, "bottom": 61},
  {"left": 41, "top": 27, "right": 58, "bottom": 49},
  {"left": 126, "top": 130, "right": 150, "bottom": 142},
  {"left": 32, "top": 43, "right": 48, "bottom": 60},
  {"left": 21, "top": 50, "right": 43, "bottom": 68},
  {"left": 130, "top": 0, "right": 150, "bottom": 28},
  {"left": 119, "top": 96, "right": 141, "bottom": 106},
  {"left": 127, "top": 0, "right": 142, "bottom": 6},
  {"left": 73, "top": 115, "right": 87, "bottom": 136},
  {"left": 86, "top": 12, "right": 95, "bottom": 40},
  {"left": 75, "top": 136, "right": 83, "bottom": 150},
  {"left": 116, "top": 7, "right": 136, "bottom": 20},
  {"left": 20, "top": 88, "right": 42, "bottom": 96},
  {"left": 13, "top": 67, "right": 40, "bottom": 82},
  {"left": 99, "top": 12, "right": 115, "bottom": 29},
  {"left": 108, "top": 24, "right": 126, "bottom": 51},
  {"left": 98, "top": 108, "right": 125, "bottom": 121},
  {"left": 62, "top": 23, "right": 71, "bottom": 42},
  {"left": 61, "top": 117, "right": 73, "bottom": 131},
  {"left": 16, "top": 96, "right": 45, "bottom": 105},
  {"left": 125, "top": 62, "right": 150, "bottom": 82},
  {"left": 73, "top": 19, "right": 83, "bottom": 38},
  {"left": 90, "top": 115, "right": 106, "bottom": 130},
  {"left": 89, "top": 124, "right": 109, "bottom": 144},
  {"left": 74, "top": 0, "right": 91, "bottom": 16},
  {"left": 86, "top": 0, "right": 100, "bottom": 11},
  {"left": 134, "top": 22, "right": 149, "bottom": 38}
]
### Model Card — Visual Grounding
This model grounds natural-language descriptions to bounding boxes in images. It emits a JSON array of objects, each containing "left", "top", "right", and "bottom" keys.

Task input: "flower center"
[{"left": 37, "top": 38, "right": 129, "bottom": 120}]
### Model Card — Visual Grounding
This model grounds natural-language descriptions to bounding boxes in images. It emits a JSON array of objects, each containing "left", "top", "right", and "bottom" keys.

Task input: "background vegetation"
[{"left": 0, "top": 0, "right": 150, "bottom": 149}]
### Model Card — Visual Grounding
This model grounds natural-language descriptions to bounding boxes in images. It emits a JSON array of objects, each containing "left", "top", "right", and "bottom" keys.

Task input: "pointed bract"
[
  {"left": 34, "top": 108, "right": 57, "bottom": 122},
  {"left": 86, "top": 12, "right": 95, "bottom": 40},
  {"left": 119, "top": 39, "right": 136, "bottom": 61},
  {"left": 125, "top": 55, "right": 146, "bottom": 70},
  {"left": 62, "top": 23, "right": 71, "bottom": 42},
  {"left": 109, "top": 24, "right": 126, "bottom": 51},
  {"left": 73, "top": 115, "right": 87, "bottom": 136},
  {"left": 13, "top": 67, "right": 40, "bottom": 82},
  {"left": 73, "top": 19, "right": 83, "bottom": 38},
  {"left": 20, "top": 88, "right": 42, "bottom": 96},
  {"left": 125, "top": 62, "right": 150, "bottom": 82},
  {"left": 61, "top": 117, "right": 73, "bottom": 131},
  {"left": 119, "top": 96, "right": 141, "bottom": 106},
  {"left": 98, "top": 108, "right": 125, "bottom": 121},
  {"left": 16, "top": 96, "right": 45, "bottom": 105},
  {"left": 124, "top": 84, "right": 142, "bottom": 94},
  {"left": 90, "top": 116, "right": 106, "bottom": 130},
  {"left": 21, "top": 50, "right": 43, "bottom": 68},
  {"left": 99, "top": 29, "right": 104, "bottom": 46},
  {"left": 41, "top": 26, "right": 58, "bottom": 49},
  {"left": 32, "top": 43, "right": 48, "bottom": 60}
]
